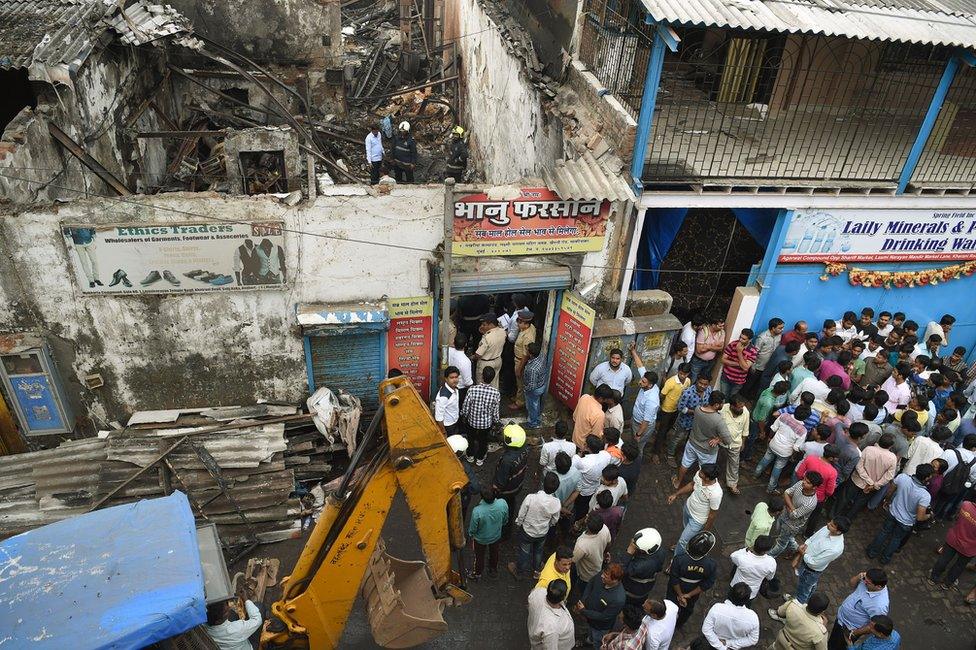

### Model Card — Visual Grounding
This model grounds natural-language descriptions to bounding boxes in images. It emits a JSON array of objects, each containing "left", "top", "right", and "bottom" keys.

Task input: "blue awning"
[{"left": 0, "top": 492, "right": 206, "bottom": 649}]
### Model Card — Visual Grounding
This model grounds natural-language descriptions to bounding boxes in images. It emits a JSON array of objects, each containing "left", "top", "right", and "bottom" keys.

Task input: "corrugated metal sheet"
[
  {"left": 103, "top": 0, "right": 191, "bottom": 46},
  {"left": 0, "top": 0, "right": 105, "bottom": 70},
  {"left": 543, "top": 152, "right": 637, "bottom": 203},
  {"left": 310, "top": 333, "right": 384, "bottom": 412},
  {"left": 639, "top": 0, "right": 976, "bottom": 49},
  {"left": 0, "top": 0, "right": 192, "bottom": 72},
  {"left": 0, "top": 414, "right": 301, "bottom": 545},
  {"left": 451, "top": 267, "right": 574, "bottom": 295}
]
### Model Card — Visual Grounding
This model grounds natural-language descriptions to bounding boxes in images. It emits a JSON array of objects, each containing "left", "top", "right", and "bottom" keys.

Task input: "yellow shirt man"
[{"left": 661, "top": 375, "right": 690, "bottom": 414}]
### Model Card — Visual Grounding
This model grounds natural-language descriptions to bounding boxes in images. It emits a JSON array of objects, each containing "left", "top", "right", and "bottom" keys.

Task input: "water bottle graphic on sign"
[{"left": 787, "top": 212, "right": 849, "bottom": 255}]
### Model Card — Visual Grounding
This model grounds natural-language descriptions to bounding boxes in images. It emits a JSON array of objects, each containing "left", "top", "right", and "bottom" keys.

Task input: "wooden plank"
[{"left": 48, "top": 123, "right": 132, "bottom": 196}]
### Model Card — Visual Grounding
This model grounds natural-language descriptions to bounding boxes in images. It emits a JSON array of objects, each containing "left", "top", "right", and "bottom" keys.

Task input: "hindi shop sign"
[
  {"left": 453, "top": 187, "right": 610, "bottom": 256},
  {"left": 387, "top": 296, "right": 434, "bottom": 398},
  {"left": 549, "top": 292, "right": 595, "bottom": 410},
  {"left": 779, "top": 209, "right": 976, "bottom": 263},
  {"left": 62, "top": 222, "right": 286, "bottom": 294}
]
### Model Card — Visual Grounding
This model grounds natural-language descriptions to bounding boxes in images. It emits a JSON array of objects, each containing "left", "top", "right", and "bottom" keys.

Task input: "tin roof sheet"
[
  {"left": 639, "top": 0, "right": 976, "bottom": 49},
  {"left": 543, "top": 152, "right": 637, "bottom": 203},
  {"left": 0, "top": 0, "right": 192, "bottom": 72}
]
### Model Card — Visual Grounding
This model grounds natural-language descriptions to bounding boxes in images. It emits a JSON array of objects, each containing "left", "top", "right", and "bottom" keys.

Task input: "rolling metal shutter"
[
  {"left": 451, "top": 267, "right": 573, "bottom": 295},
  {"left": 309, "top": 333, "right": 384, "bottom": 412}
]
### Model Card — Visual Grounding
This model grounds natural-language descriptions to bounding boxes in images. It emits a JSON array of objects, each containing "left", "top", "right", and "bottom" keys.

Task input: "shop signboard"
[
  {"left": 549, "top": 292, "right": 595, "bottom": 410},
  {"left": 387, "top": 296, "right": 434, "bottom": 397},
  {"left": 453, "top": 187, "right": 610, "bottom": 256},
  {"left": 61, "top": 221, "right": 286, "bottom": 294},
  {"left": 779, "top": 209, "right": 976, "bottom": 262}
]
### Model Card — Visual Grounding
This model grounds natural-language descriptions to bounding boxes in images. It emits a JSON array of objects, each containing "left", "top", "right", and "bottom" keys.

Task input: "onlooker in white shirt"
[
  {"left": 364, "top": 126, "right": 384, "bottom": 184},
  {"left": 640, "top": 599, "right": 679, "bottom": 650},
  {"left": 447, "top": 335, "right": 473, "bottom": 392},
  {"left": 881, "top": 364, "right": 912, "bottom": 413},
  {"left": 205, "top": 599, "right": 263, "bottom": 650},
  {"left": 434, "top": 366, "right": 461, "bottom": 435},
  {"left": 527, "top": 581, "right": 575, "bottom": 650},
  {"left": 699, "top": 583, "right": 760, "bottom": 649},
  {"left": 540, "top": 421, "right": 577, "bottom": 475},
  {"left": 729, "top": 536, "right": 778, "bottom": 599}
]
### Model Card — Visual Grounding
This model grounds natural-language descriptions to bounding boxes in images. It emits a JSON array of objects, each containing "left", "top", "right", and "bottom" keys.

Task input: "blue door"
[{"left": 308, "top": 332, "right": 385, "bottom": 412}]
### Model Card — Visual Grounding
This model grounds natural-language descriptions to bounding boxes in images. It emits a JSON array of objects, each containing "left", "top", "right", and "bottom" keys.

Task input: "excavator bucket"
[{"left": 361, "top": 539, "right": 448, "bottom": 648}]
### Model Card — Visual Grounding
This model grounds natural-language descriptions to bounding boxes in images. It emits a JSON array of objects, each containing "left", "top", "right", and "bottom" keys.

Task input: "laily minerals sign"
[
  {"left": 453, "top": 187, "right": 610, "bottom": 256},
  {"left": 779, "top": 209, "right": 976, "bottom": 262}
]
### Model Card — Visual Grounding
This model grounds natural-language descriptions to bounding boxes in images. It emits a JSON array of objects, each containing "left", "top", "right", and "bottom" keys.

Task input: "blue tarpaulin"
[{"left": 0, "top": 492, "right": 206, "bottom": 649}]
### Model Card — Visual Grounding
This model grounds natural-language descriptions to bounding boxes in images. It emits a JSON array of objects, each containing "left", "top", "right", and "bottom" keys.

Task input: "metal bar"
[
  {"left": 897, "top": 56, "right": 962, "bottom": 193},
  {"left": 48, "top": 123, "right": 132, "bottom": 196},
  {"left": 335, "top": 403, "right": 386, "bottom": 499},
  {"left": 629, "top": 33, "right": 665, "bottom": 195},
  {"left": 352, "top": 75, "right": 459, "bottom": 101},
  {"left": 148, "top": 100, "right": 180, "bottom": 132},
  {"left": 167, "top": 65, "right": 276, "bottom": 117},
  {"left": 440, "top": 179, "right": 455, "bottom": 368},
  {"left": 90, "top": 435, "right": 190, "bottom": 511},
  {"left": 615, "top": 201, "right": 641, "bottom": 318},
  {"left": 137, "top": 130, "right": 227, "bottom": 138}
]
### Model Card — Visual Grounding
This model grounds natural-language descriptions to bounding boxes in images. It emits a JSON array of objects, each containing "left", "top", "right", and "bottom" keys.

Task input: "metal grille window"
[{"left": 646, "top": 28, "right": 954, "bottom": 186}]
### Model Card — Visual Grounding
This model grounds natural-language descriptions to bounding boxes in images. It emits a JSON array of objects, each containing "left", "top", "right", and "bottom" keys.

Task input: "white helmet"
[
  {"left": 446, "top": 434, "right": 468, "bottom": 454},
  {"left": 633, "top": 527, "right": 662, "bottom": 553},
  {"left": 398, "top": 120, "right": 411, "bottom": 132}
]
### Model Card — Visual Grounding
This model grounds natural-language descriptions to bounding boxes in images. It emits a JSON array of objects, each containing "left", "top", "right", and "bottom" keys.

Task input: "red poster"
[
  {"left": 549, "top": 292, "right": 595, "bottom": 410},
  {"left": 387, "top": 297, "right": 434, "bottom": 397}
]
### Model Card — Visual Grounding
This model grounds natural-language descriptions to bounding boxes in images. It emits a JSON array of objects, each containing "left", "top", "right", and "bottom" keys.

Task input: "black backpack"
[{"left": 941, "top": 449, "right": 976, "bottom": 496}]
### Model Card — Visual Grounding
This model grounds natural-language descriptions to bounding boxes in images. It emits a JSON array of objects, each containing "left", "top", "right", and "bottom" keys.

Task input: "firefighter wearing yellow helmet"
[
  {"left": 445, "top": 124, "right": 469, "bottom": 182},
  {"left": 495, "top": 421, "right": 529, "bottom": 536}
]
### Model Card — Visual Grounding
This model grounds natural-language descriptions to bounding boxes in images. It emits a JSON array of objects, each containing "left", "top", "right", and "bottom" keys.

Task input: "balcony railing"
[{"left": 579, "top": 14, "right": 976, "bottom": 190}]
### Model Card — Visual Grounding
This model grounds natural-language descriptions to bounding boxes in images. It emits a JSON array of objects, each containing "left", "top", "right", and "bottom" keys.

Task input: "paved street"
[{"left": 245, "top": 437, "right": 976, "bottom": 649}]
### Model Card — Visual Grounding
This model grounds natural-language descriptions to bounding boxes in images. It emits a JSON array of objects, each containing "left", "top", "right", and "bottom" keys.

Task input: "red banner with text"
[
  {"left": 387, "top": 296, "right": 434, "bottom": 398},
  {"left": 549, "top": 292, "right": 595, "bottom": 410}
]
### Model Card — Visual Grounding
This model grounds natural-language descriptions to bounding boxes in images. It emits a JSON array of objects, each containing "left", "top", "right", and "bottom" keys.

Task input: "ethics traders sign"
[
  {"left": 453, "top": 187, "right": 610, "bottom": 256},
  {"left": 779, "top": 209, "right": 976, "bottom": 262},
  {"left": 61, "top": 222, "right": 286, "bottom": 294}
]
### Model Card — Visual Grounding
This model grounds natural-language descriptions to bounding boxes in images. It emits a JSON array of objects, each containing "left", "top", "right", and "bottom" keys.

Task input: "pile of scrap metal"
[{"left": 0, "top": 402, "right": 356, "bottom": 556}]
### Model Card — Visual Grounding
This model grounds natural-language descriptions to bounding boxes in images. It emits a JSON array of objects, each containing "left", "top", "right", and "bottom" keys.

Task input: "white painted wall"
[
  {"left": 454, "top": 0, "right": 563, "bottom": 183},
  {"left": 0, "top": 187, "right": 443, "bottom": 427}
]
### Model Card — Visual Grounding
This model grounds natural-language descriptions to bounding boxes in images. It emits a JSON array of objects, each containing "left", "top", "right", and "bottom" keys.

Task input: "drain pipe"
[
  {"left": 616, "top": 200, "right": 642, "bottom": 318},
  {"left": 440, "top": 179, "right": 455, "bottom": 367}
]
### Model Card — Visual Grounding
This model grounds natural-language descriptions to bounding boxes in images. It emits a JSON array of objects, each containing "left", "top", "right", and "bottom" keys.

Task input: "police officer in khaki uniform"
[
  {"left": 472, "top": 315, "right": 506, "bottom": 390},
  {"left": 512, "top": 309, "right": 537, "bottom": 409}
]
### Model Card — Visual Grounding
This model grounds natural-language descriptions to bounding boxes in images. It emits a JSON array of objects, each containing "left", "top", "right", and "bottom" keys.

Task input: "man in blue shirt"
[
  {"left": 791, "top": 517, "right": 848, "bottom": 605},
  {"left": 522, "top": 342, "right": 548, "bottom": 429},
  {"left": 632, "top": 369, "right": 661, "bottom": 458},
  {"left": 588, "top": 348, "right": 633, "bottom": 394},
  {"left": 866, "top": 464, "right": 933, "bottom": 564},
  {"left": 829, "top": 568, "right": 890, "bottom": 650},
  {"left": 849, "top": 614, "right": 900, "bottom": 649}
]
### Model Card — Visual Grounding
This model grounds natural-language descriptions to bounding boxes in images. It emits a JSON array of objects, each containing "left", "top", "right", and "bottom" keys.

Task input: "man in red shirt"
[
  {"left": 796, "top": 444, "right": 840, "bottom": 536},
  {"left": 781, "top": 321, "right": 808, "bottom": 348},
  {"left": 719, "top": 329, "right": 757, "bottom": 398},
  {"left": 929, "top": 498, "right": 976, "bottom": 588}
]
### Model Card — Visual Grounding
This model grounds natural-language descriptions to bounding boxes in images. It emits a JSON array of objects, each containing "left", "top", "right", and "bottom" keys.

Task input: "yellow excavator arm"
[{"left": 260, "top": 377, "right": 472, "bottom": 649}]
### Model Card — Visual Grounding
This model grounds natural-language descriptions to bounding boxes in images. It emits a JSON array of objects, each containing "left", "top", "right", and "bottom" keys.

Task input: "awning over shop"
[
  {"left": 451, "top": 267, "right": 574, "bottom": 295},
  {"left": 0, "top": 492, "right": 206, "bottom": 649},
  {"left": 296, "top": 301, "right": 389, "bottom": 335}
]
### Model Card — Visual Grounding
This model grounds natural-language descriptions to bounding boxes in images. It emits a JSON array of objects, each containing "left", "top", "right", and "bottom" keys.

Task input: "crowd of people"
[{"left": 430, "top": 305, "right": 976, "bottom": 649}]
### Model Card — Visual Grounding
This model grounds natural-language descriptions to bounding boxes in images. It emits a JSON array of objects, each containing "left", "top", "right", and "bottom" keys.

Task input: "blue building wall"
[{"left": 753, "top": 261, "right": 976, "bottom": 356}]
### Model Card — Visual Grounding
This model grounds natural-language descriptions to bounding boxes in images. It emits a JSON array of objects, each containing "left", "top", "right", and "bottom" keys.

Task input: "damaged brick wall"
[
  {"left": 164, "top": 0, "right": 343, "bottom": 107},
  {"left": 0, "top": 188, "right": 443, "bottom": 437},
  {"left": 0, "top": 45, "right": 175, "bottom": 204},
  {"left": 453, "top": 0, "right": 565, "bottom": 183}
]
